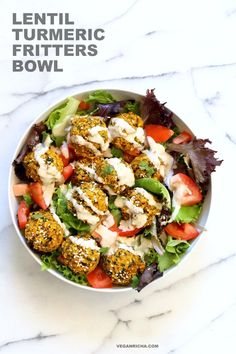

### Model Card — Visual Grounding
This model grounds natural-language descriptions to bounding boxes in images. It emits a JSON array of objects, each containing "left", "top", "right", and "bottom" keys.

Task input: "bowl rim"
[{"left": 8, "top": 88, "right": 212, "bottom": 293}]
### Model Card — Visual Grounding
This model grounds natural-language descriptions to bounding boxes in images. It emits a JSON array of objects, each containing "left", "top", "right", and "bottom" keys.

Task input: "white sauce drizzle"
[
  {"left": 144, "top": 136, "right": 174, "bottom": 179},
  {"left": 134, "top": 187, "right": 160, "bottom": 207},
  {"left": 70, "top": 135, "right": 101, "bottom": 156},
  {"left": 119, "top": 214, "right": 148, "bottom": 230},
  {"left": 106, "top": 158, "right": 135, "bottom": 187},
  {"left": 74, "top": 186, "right": 107, "bottom": 216},
  {"left": 42, "top": 183, "right": 55, "bottom": 207},
  {"left": 69, "top": 236, "right": 99, "bottom": 250},
  {"left": 34, "top": 136, "right": 62, "bottom": 185},
  {"left": 76, "top": 163, "right": 104, "bottom": 184},
  {"left": 65, "top": 188, "right": 99, "bottom": 225},
  {"left": 95, "top": 224, "right": 117, "bottom": 248},
  {"left": 87, "top": 126, "right": 110, "bottom": 151},
  {"left": 116, "top": 236, "right": 153, "bottom": 258},
  {"left": 109, "top": 118, "right": 145, "bottom": 149}
]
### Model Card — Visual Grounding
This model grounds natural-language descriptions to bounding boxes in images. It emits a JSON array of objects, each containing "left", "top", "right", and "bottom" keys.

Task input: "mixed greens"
[{"left": 13, "top": 88, "right": 222, "bottom": 291}]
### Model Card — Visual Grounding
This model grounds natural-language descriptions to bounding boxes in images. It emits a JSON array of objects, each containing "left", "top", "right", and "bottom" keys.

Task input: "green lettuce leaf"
[
  {"left": 108, "top": 196, "right": 122, "bottom": 225},
  {"left": 124, "top": 101, "right": 140, "bottom": 115},
  {"left": 45, "top": 97, "right": 79, "bottom": 136},
  {"left": 41, "top": 251, "right": 88, "bottom": 286},
  {"left": 85, "top": 90, "right": 115, "bottom": 104},
  {"left": 23, "top": 193, "right": 33, "bottom": 207},
  {"left": 174, "top": 204, "right": 202, "bottom": 223},
  {"left": 111, "top": 146, "right": 123, "bottom": 158},
  {"left": 135, "top": 178, "right": 171, "bottom": 208},
  {"left": 144, "top": 248, "right": 159, "bottom": 266},
  {"left": 157, "top": 236, "right": 190, "bottom": 272},
  {"left": 53, "top": 188, "right": 90, "bottom": 233}
]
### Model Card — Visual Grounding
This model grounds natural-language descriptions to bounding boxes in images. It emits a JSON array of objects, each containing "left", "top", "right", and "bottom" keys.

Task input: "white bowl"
[{"left": 8, "top": 89, "right": 211, "bottom": 292}]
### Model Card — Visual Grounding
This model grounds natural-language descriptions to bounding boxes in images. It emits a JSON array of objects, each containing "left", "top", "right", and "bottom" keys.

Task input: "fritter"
[
  {"left": 59, "top": 234, "right": 100, "bottom": 274},
  {"left": 102, "top": 247, "right": 145, "bottom": 285},
  {"left": 70, "top": 115, "right": 110, "bottom": 158},
  {"left": 25, "top": 210, "right": 64, "bottom": 252}
]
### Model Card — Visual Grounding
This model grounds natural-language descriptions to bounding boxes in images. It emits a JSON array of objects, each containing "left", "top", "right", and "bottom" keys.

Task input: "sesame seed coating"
[
  {"left": 23, "top": 148, "right": 63, "bottom": 182},
  {"left": 116, "top": 113, "right": 144, "bottom": 129},
  {"left": 102, "top": 248, "right": 145, "bottom": 285},
  {"left": 109, "top": 112, "right": 145, "bottom": 153},
  {"left": 131, "top": 153, "right": 161, "bottom": 180},
  {"left": 121, "top": 188, "right": 161, "bottom": 227},
  {"left": 60, "top": 235, "right": 100, "bottom": 274},
  {"left": 70, "top": 115, "right": 110, "bottom": 158},
  {"left": 25, "top": 210, "right": 64, "bottom": 253}
]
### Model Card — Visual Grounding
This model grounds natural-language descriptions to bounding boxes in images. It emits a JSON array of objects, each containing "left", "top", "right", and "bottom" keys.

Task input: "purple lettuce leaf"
[
  {"left": 140, "top": 89, "right": 176, "bottom": 128},
  {"left": 167, "top": 138, "right": 223, "bottom": 185},
  {"left": 13, "top": 122, "right": 46, "bottom": 180},
  {"left": 136, "top": 263, "right": 163, "bottom": 292},
  {"left": 94, "top": 100, "right": 136, "bottom": 117}
]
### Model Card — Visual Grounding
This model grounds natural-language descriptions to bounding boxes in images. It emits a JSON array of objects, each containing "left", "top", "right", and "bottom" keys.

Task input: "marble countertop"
[{"left": 1, "top": 1, "right": 236, "bottom": 353}]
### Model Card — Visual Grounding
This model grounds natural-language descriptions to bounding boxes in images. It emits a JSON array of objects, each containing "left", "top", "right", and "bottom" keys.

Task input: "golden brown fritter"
[
  {"left": 70, "top": 115, "right": 110, "bottom": 158},
  {"left": 119, "top": 188, "right": 161, "bottom": 227},
  {"left": 59, "top": 235, "right": 100, "bottom": 274},
  {"left": 116, "top": 113, "right": 144, "bottom": 128},
  {"left": 72, "top": 157, "right": 134, "bottom": 194},
  {"left": 25, "top": 210, "right": 64, "bottom": 252},
  {"left": 131, "top": 153, "right": 161, "bottom": 180},
  {"left": 71, "top": 158, "right": 94, "bottom": 184},
  {"left": 67, "top": 182, "right": 109, "bottom": 226},
  {"left": 108, "top": 112, "right": 145, "bottom": 154},
  {"left": 23, "top": 148, "right": 63, "bottom": 182},
  {"left": 102, "top": 248, "right": 145, "bottom": 285},
  {"left": 78, "top": 182, "right": 108, "bottom": 213}
]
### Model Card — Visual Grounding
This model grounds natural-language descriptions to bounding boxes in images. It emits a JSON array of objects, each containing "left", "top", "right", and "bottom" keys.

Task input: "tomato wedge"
[
  {"left": 118, "top": 227, "right": 142, "bottom": 237},
  {"left": 171, "top": 173, "right": 202, "bottom": 206},
  {"left": 79, "top": 101, "right": 90, "bottom": 110},
  {"left": 68, "top": 144, "right": 77, "bottom": 160},
  {"left": 13, "top": 184, "right": 29, "bottom": 197},
  {"left": 165, "top": 222, "right": 200, "bottom": 240},
  {"left": 128, "top": 148, "right": 141, "bottom": 156},
  {"left": 60, "top": 143, "right": 70, "bottom": 166},
  {"left": 123, "top": 152, "right": 135, "bottom": 163},
  {"left": 29, "top": 182, "right": 47, "bottom": 209},
  {"left": 173, "top": 131, "right": 192, "bottom": 144},
  {"left": 62, "top": 164, "right": 74, "bottom": 181},
  {"left": 17, "top": 200, "right": 30, "bottom": 229},
  {"left": 123, "top": 149, "right": 140, "bottom": 163},
  {"left": 145, "top": 124, "right": 174, "bottom": 143},
  {"left": 107, "top": 219, "right": 142, "bottom": 237},
  {"left": 109, "top": 224, "right": 120, "bottom": 232},
  {"left": 91, "top": 230, "right": 102, "bottom": 242},
  {"left": 87, "top": 266, "right": 112, "bottom": 288}
]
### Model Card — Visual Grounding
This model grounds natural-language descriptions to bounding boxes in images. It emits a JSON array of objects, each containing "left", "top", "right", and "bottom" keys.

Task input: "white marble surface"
[{"left": 1, "top": 1, "right": 236, "bottom": 353}]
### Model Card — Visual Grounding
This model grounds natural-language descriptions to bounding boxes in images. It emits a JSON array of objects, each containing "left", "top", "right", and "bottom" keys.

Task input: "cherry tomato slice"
[
  {"left": 173, "top": 131, "right": 192, "bottom": 144},
  {"left": 87, "top": 266, "right": 112, "bottom": 288},
  {"left": 118, "top": 227, "right": 143, "bottom": 237},
  {"left": 13, "top": 184, "right": 29, "bottom": 197},
  {"left": 171, "top": 173, "right": 202, "bottom": 206},
  {"left": 165, "top": 222, "right": 200, "bottom": 240},
  {"left": 145, "top": 124, "right": 174, "bottom": 143},
  {"left": 17, "top": 200, "right": 30, "bottom": 229},
  {"left": 68, "top": 144, "right": 77, "bottom": 160},
  {"left": 29, "top": 182, "right": 47, "bottom": 210},
  {"left": 79, "top": 101, "right": 90, "bottom": 110},
  {"left": 62, "top": 164, "right": 74, "bottom": 181}
]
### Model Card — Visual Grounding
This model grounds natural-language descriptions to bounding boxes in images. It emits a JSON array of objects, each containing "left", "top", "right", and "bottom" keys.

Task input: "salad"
[{"left": 12, "top": 89, "right": 222, "bottom": 291}]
